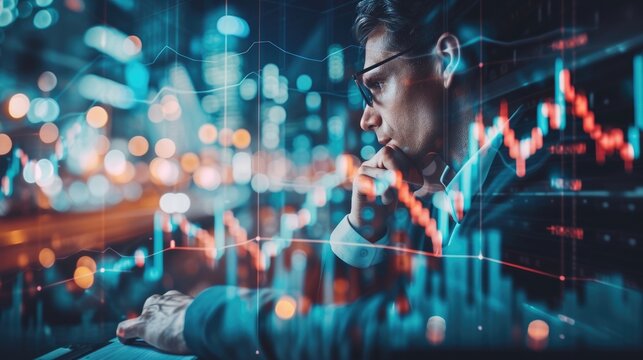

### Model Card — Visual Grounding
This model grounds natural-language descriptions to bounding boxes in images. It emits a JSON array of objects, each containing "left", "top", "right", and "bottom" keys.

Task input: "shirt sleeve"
[
  {"left": 183, "top": 285, "right": 406, "bottom": 359},
  {"left": 329, "top": 215, "right": 389, "bottom": 268}
]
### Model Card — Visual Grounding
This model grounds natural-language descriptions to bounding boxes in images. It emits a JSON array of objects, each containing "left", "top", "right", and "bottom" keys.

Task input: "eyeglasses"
[{"left": 352, "top": 46, "right": 415, "bottom": 107}]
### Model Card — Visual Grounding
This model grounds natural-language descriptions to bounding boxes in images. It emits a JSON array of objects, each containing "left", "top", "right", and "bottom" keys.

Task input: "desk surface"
[{"left": 36, "top": 338, "right": 196, "bottom": 360}]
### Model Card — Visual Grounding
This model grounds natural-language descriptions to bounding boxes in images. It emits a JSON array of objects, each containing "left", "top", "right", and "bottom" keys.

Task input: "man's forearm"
[{"left": 183, "top": 285, "right": 400, "bottom": 359}]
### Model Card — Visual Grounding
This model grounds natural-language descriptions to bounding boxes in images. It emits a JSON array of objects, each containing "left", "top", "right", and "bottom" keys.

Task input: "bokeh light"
[
  {"left": 39, "top": 123, "right": 59, "bottom": 144},
  {"left": 73, "top": 266, "right": 94, "bottom": 289},
  {"left": 232, "top": 152, "right": 252, "bottom": 184},
  {"left": 268, "top": 106, "right": 286, "bottom": 123},
  {"left": 161, "top": 95, "right": 181, "bottom": 121},
  {"left": 180, "top": 152, "right": 200, "bottom": 173},
  {"left": 239, "top": 78, "right": 257, "bottom": 100},
  {"left": 275, "top": 295, "right": 297, "bottom": 320},
  {"left": 77, "top": 256, "right": 97, "bottom": 272},
  {"left": 28, "top": 97, "right": 59, "bottom": 123},
  {"left": 68, "top": 181, "right": 90, "bottom": 205},
  {"left": 134, "top": 248, "right": 146, "bottom": 267},
  {"left": 38, "top": 71, "right": 58, "bottom": 92},
  {"left": 22, "top": 160, "right": 38, "bottom": 184},
  {"left": 8, "top": 93, "right": 30, "bottom": 119},
  {"left": 198, "top": 124, "right": 217, "bottom": 144},
  {"left": 251, "top": 173, "right": 269, "bottom": 193},
  {"left": 149, "top": 157, "right": 180, "bottom": 186},
  {"left": 305, "top": 91, "right": 321, "bottom": 110},
  {"left": 38, "top": 248, "right": 56, "bottom": 268},
  {"left": 232, "top": 128, "right": 251, "bottom": 149},
  {"left": 0, "top": 133, "right": 12, "bottom": 156},
  {"left": 0, "top": 8, "right": 16, "bottom": 28},
  {"left": 218, "top": 128, "right": 233, "bottom": 147},
  {"left": 123, "top": 35, "right": 142, "bottom": 56},
  {"left": 86, "top": 106, "right": 109, "bottom": 128},
  {"left": 41, "top": 175, "right": 63, "bottom": 196},
  {"left": 296, "top": 74, "right": 312, "bottom": 91},
  {"left": 128, "top": 136, "right": 149, "bottom": 156},
  {"left": 95, "top": 135, "right": 111, "bottom": 155},
  {"left": 104, "top": 149, "right": 127, "bottom": 176},
  {"left": 155, "top": 138, "right": 176, "bottom": 158},
  {"left": 193, "top": 166, "right": 221, "bottom": 190},
  {"left": 148, "top": 103, "right": 163, "bottom": 123},
  {"left": 426, "top": 316, "right": 446, "bottom": 345},
  {"left": 35, "top": 159, "right": 54, "bottom": 186},
  {"left": 159, "top": 192, "right": 191, "bottom": 214},
  {"left": 88, "top": 174, "right": 109, "bottom": 197},
  {"left": 528, "top": 319, "right": 549, "bottom": 341},
  {"left": 33, "top": 9, "right": 53, "bottom": 29},
  {"left": 111, "top": 161, "right": 136, "bottom": 184},
  {"left": 527, "top": 319, "right": 549, "bottom": 350}
]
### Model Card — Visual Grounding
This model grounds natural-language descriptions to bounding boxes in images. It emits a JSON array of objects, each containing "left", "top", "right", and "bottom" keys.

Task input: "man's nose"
[{"left": 359, "top": 106, "right": 382, "bottom": 131}]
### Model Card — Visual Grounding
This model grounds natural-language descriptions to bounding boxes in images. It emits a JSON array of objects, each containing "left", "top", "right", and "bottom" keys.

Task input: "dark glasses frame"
[{"left": 352, "top": 46, "right": 415, "bottom": 107}]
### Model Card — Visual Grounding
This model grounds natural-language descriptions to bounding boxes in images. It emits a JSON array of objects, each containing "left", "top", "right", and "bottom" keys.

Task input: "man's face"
[{"left": 360, "top": 26, "right": 445, "bottom": 166}]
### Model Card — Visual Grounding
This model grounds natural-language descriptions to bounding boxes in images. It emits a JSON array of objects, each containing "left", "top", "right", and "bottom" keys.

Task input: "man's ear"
[{"left": 435, "top": 33, "right": 460, "bottom": 88}]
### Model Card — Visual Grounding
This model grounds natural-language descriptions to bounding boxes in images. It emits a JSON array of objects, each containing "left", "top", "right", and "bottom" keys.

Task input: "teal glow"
[
  {"left": 555, "top": 58, "right": 566, "bottom": 130},
  {"left": 0, "top": 9, "right": 15, "bottom": 27},
  {"left": 634, "top": 55, "right": 643, "bottom": 129},
  {"left": 36, "top": 159, "right": 54, "bottom": 183},
  {"left": 328, "top": 44, "right": 344, "bottom": 82},
  {"left": 33, "top": 9, "right": 52, "bottom": 29},
  {"left": 27, "top": 97, "right": 59, "bottom": 123},
  {"left": 3, "top": 0, "right": 17, "bottom": 9},
  {"left": 296, "top": 74, "right": 312, "bottom": 92},
  {"left": 216, "top": 15, "right": 249, "bottom": 38},
  {"left": 69, "top": 181, "right": 89, "bottom": 205},
  {"left": 88, "top": 174, "right": 109, "bottom": 197},
  {"left": 268, "top": 106, "right": 286, "bottom": 123},
  {"left": 305, "top": 114, "right": 322, "bottom": 131},
  {"left": 84, "top": 25, "right": 138, "bottom": 63},
  {"left": 537, "top": 102, "right": 549, "bottom": 136},
  {"left": 239, "top": 78, "right": 258, "bottom": 100},
  {"left": 331, "top": 188, "right": 345, "bottom": 203},
  {"left": 305, "top": 92, "right": 322, "bottom": 111},
  {"left": 22, "top": 161, "right": 36, "bottom": 184},
  {"left": 125, "top": 61, "right": 149, "bottom": 96},
  {"left": 360, "top": 145, "right": 376, "bottom": 160},
  {"left": 348, "top": 82, "right": 362, "bottom": 108},
  {"left": 78, "top": 75, "right": 135, "bottom": 109},
  {"left": 293, "top": 134, "right": 311, "bottom": 150},
  {"left": 262, "top": 64, "right": 279, "bottom": 99},
  {"left": 361, "top": 131, "right": 376, "bottom": 144},
  {"left": 50, "top": 192, "right": 71, "bottom": 212},
  {"left": 629, "top": 126, "right": 640, "bottom": 159},
  {"left": 146, "top": 212, "right": 163, "bottom": 281}
]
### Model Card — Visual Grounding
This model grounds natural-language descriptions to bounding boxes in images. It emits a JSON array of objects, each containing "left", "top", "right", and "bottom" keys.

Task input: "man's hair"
[{"left": 353, "top": 0, "right": 443, "bottom": 57}]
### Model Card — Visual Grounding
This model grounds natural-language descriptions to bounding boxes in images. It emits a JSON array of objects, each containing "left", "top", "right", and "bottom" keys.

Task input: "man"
[{"left": 117, "top": 0, "right": 523, "bottom": 357}]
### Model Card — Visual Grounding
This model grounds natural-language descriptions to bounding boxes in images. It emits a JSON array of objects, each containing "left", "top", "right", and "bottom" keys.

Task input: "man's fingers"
[
  {"left": 381, "top": 187, "right": 397, "bottom": 205},
  {"left": 354, "top": 173, "right": 376, "bottom": 201},
  {"left": 143, "top": 294, "right": 160, "bottom": 309},
  {"left": 117, "top": 317, "right": 146, "bottom": 341},
  {"left": 379, "top": 146, "right": 423, "bottom": 189},
  {"left": 356, "top": 166, "right": 400, "bottom": 203},
  {"left": 357, "top": 164, "right": 388, "bottom": 177}
]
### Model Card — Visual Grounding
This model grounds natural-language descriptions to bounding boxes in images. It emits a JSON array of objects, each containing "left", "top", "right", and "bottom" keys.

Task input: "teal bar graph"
[
  {"left": 635, "top": 55, "right": 643, "bottom": 130},
  {"left": 555, "top": 58, "right": 566, "bottom": 130}
]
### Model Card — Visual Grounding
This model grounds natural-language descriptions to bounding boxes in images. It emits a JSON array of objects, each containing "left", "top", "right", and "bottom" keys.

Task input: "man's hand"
[
  {"left": 348, "top": 145, "right": 422, "bottom": 242},
  {"left": 117, "top": 290, "right": 193, "bottom": 354}
]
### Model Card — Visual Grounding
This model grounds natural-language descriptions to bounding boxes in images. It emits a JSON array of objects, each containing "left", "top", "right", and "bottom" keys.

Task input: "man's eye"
[{"left": 366, "top": 80, "right": 384, "bottom": 92}]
